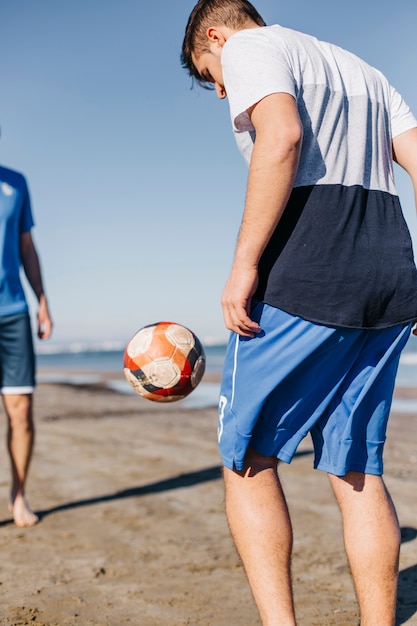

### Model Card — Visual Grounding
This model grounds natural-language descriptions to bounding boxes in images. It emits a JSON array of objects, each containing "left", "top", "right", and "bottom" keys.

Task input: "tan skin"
[
  {"left": 393, "top": 126, "right": 417, "bottom": 337},
  {"left": 5, "top": 231, "right": 52, "bottom": 527},
  {"left": 193, "top": 23, "right": 417, "bottom": 626},
  {"left": 392, "top": 127, "right": 417, "bottom": 336}
]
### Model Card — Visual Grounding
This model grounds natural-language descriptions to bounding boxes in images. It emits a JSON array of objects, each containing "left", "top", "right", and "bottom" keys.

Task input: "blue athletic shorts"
[
  {"left": 218, "top": 302, "right": 411, "bottom": 476},
  {"left": 0, "top": 312, "right": 36, "bottom": 394}
]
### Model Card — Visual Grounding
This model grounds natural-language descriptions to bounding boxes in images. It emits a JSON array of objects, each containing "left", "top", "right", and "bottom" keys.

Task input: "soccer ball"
[{"left": 123, "top": 321, "right": 206, "bottom": 402}]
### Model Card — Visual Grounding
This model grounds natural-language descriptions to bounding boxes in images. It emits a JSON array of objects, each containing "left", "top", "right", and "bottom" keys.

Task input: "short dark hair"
[{"left": 181, "top": 0, "right": 266, "bottom": 87}]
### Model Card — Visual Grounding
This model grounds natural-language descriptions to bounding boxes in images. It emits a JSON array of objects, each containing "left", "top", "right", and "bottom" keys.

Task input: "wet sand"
[{"left": 0, "top": 378, "right": 415, "bottom": 625}]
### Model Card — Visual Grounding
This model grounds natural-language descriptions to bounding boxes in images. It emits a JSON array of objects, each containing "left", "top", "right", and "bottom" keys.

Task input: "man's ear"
[{"left": 206, "top": 26, "right": 227, "bottom": 48}]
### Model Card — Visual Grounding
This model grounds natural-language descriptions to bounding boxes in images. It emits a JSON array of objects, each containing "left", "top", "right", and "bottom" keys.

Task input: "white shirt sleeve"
[
  {"left": 222, "top": 28, "right": 296, "bottom": 132},
  {"left": 389, "top": 84, "right": 417, "bottom": 138}
]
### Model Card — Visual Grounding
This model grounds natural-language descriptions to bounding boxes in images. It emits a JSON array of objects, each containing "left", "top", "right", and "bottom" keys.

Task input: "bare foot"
[{"left": 9, "top": 495, "right": 39, "bottom": 527}]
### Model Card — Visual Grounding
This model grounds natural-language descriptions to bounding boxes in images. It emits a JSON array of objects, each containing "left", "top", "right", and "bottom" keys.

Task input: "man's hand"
[
  {"left": 37, "top": 294, "right": 53, "bottom": 340},
  {"left": 221, "top": 264, "right": 261, "bottom": 337}
]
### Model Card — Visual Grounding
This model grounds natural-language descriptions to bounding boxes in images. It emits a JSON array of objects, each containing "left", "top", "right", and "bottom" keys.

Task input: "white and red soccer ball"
[{"left": 123, "top": 321, "right": 206, "bottom": 402}]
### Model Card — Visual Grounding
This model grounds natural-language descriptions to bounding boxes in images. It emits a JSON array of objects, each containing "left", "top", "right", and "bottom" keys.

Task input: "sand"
[{"left": 0, "top": 377, "right": 415, "bottom": 626}]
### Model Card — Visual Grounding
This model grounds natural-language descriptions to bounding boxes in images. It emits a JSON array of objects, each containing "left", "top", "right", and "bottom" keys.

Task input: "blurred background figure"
[{"left": 0, "top": 129, "right": 52, "bottom": 527}]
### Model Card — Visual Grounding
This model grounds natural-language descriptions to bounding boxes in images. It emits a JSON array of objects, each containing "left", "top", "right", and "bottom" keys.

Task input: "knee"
[
  {"left": 4, "top": 394, "right": 33, "bottom": 428},
  {"left": 241, "top": 446, "right": 278, "bottom": 476},
  {"left": 338, "top": 471, "right": 366, "bottom": 492}
]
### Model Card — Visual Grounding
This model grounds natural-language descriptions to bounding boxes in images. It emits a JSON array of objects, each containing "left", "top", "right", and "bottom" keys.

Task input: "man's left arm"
[
  {"left": 20, "top": 231, "right": 53, "bottom": 339},
  {"left": 393, "top": 127, "right": 417, "bottom": 209},
  {"left": 392, "top": 127, "right": 417, "bottom": 335}
]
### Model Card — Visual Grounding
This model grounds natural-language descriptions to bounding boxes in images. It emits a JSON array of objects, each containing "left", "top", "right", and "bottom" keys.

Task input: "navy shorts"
[
  {"left": 218, "top": 302, "right": 411, "bottom": 476},
  {"left": 0, "top": 312, "right": 36, "bottom": 394}
]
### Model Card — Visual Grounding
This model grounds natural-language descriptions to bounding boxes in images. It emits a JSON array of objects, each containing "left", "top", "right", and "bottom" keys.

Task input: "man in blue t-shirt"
[{"left": 0, "top": 161, "right": 52, "bottom": 527}]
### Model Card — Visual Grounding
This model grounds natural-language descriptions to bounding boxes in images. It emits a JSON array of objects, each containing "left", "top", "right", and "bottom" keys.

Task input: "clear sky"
[{"left": 1, "top": 0, "right": 416, "bottom": 349}]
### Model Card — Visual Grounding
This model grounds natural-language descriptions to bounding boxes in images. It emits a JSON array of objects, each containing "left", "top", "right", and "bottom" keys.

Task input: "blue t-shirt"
[{"left": 0, "top": 166, "right": 34, "bottom": 316}]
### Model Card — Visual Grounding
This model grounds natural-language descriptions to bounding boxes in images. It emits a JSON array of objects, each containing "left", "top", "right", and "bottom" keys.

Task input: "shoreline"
[
  {"left": 36, "top": 368, "right": 417, "bottom": 416},
  {"left": 36, "top": 366, "right": 416, "bottom": 390}
]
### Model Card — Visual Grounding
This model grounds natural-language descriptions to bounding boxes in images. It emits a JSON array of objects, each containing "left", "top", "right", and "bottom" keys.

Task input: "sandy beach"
[{"left": 0, "top": 375, "right": 415, "bottom": 626}]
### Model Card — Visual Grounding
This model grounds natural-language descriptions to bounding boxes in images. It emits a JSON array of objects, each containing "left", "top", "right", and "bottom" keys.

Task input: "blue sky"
[{"left": 0, "top": 0, "right": 416, "bottom": 348}]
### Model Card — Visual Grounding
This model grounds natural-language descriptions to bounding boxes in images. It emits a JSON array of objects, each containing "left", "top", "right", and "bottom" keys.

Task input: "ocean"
[
  {"left": 36, "top": 336, "right": 417, "bottom": 411},
  {"left": 36, "top": 343, "right": 226, "bottom": 409}
]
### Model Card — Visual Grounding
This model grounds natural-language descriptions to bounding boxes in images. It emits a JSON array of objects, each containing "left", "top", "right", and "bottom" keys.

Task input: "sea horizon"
[{"left": 34, "top": 334, "right": 417, "bottom": 411}]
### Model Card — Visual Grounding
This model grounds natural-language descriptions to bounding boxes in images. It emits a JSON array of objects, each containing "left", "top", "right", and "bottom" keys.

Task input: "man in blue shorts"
[
  {"left": 0, "top": 152, "right": 52, "bottom": 527},
  {"left": 181, "top": 1, "right": 417, "bottom": 624}
]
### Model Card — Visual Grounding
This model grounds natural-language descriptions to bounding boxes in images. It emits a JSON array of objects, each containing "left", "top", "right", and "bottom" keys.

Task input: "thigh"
[
  {"left": 219, "top": 303, "right": 354, "bottom": 470},
  {"left": 219, "top": 302, "right": 410, "bottom": 475},
  {"left": 0, "top": 313, "right": 35, "bottom": 394},
  {"left": 311, "top": 323, "right": 411, "bottom": 476}
]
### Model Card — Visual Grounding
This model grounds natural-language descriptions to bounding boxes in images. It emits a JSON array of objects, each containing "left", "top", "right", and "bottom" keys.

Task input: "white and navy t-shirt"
[{"left": 222, "top": 25, "right": 417, "bottom": 329}]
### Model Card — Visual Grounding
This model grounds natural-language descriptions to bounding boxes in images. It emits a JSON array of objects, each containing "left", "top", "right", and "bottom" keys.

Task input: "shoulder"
[
  {"left": 222, "top": 25, "right": 325, "bottom": 78},
  {"left": 0, "top": 165, "right": 28, "bottom": 191},
  {"left": 224, "top": 25, "right": 295, "bottom": 55},
  {"left": 222, "top": 25, "right": 301, "bottom": 79}
]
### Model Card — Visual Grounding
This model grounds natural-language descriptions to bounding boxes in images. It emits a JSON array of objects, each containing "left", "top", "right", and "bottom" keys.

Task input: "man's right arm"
[
  {"left": 221, "top": 92, "right": 303, "bottom": 336},
  {"left": 20, "top": 231, "right": 53, "bottom": 340}
]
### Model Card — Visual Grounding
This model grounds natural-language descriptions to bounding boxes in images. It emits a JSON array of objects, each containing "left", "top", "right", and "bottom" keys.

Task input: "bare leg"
[
  {"left": 223, "top": 447, "right": 296, "bottom": 626},
  {"left": 329, "top": 471, "right": 400, "bottom": 626},
  {"left": 3, "top": 393, "right": 39, "bottom": 527}
]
